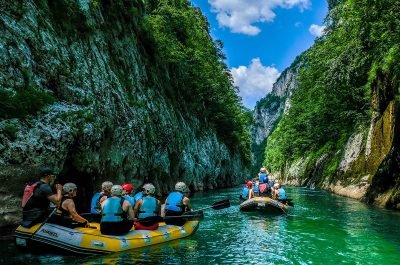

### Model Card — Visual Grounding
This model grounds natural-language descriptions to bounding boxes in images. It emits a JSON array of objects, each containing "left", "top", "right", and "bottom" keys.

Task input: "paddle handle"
[
  {"left": 32, "top": 208, "right": 57, "bottom": 238},
  {"left": 192, "top": 199, "right": 230, "bottom": 212},
  {"left": 192, "top": 205, "right": 213, "bottom": 212}
]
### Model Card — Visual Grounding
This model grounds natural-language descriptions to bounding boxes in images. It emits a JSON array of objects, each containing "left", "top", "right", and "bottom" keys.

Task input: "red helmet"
[
  {"left": 122, "top": 184, "right": 133, "bottom": 192},
  {"left": 246, "top": 181, "right": 253, "bottom": 188}
]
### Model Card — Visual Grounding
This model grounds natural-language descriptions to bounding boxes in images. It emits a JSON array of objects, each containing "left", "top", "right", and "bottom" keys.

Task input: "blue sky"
[{"left": 190, "top": 0, "right": 328, "bottom": 109}]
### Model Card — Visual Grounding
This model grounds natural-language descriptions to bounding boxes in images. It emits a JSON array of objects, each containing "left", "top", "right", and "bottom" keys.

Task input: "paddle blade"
[
  {"left": 278, "top": 198, "right": 294, "bottom": 207},
  {"left": 211, "top": 199, "right": 230, "bottom": 210},
  {"left": 182, "top": 210, "right": 204, "bottom": 220}
]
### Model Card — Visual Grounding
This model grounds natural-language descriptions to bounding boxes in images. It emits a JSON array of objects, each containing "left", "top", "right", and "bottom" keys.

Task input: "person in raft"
[
  {"left": 133, "top": 186, "right": 144, "bottom": 201},
  {"left": 163, "top": 182, "right": 191, "bottom": 226},
  {"left": 21, "top": 167, "right": 63, "bottom": 228},
  {"left": 100, "top": 185, "right": 135, "bottom": 235},
  {"left": 133, "top": 183, "right": 161, "bottom": 230},
  {"left": 253, "top": 180, "right": 260, "bottom": 196},
  {"left": 240, "top": 181, "right": 254, "bottom": 200},
  {"left": 90, "top": 181, "right": 113, "bottom": 222},
  {"left": 122, "top": 183, "right": 136, "bottom": 206},
  {"left": 49, "top": 183, "right": 90, "bottom": 228},
  {"left": 258, "top": 167, "right": 269, "bottom": 184},
  {"left": 272, "top": 182, "right": 287, "bottom": 201}
]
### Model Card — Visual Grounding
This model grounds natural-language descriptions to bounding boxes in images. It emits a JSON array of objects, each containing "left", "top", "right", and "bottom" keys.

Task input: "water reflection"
[{"left": 2, "top": 187, "right": 400, "bottom": 264}]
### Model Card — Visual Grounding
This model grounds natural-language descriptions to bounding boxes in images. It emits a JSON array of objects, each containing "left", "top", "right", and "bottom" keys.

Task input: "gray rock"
[{"left": 0, "top": 0, "right": 248, "bottom": 226}]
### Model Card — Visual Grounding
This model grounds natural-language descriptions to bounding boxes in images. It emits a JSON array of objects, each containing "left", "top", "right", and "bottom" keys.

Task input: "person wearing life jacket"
[
  {"left": 133, "top": 183, "right": 161, "bottom": 230},
  {"left": 21, "top": 167, "right": 63, "bottom": 228},
  {"left": 163, "top": 182, "right": 191, "bottom": 226},
  {"left": 90, "top": 181, "right": 113, "bottom": 221},
  {"left": 268, "top": 179, "right": 275, "bottom": 190},
  {"left": 133, "top": 187, "right": 143, "bottom": 202},
  {"left": 240, "top": 181, "right": 254, "bottom": 201},
  {"left": 122, "top": 183, "right": 135, "bottom": 206},
  {"left": 253, "top": 180, "right": 260, "bottom": 196},
  {"left": 272, "top": 182, "right": 287, "bottom": 201},
  {"left": 258, "top": 167, "right": 269, "bottom": 184},
  {"left": 49, "top": 183, "right": 90, "bottom": 228},
  {"left": 100, "top": 185, "right": 135, "bottom": 235}
]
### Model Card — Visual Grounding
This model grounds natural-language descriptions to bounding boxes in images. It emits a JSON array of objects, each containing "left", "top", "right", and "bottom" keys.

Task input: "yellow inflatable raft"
[
  {"left": 239, "top": 196, "right": 289, "bottom": 214},
  {"left": 14, "top": 221, "right": 199, "bottom": 255}
]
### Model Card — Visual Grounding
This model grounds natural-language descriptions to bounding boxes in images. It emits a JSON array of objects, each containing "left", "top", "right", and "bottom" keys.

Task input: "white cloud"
[
  {"left": 209, "top": 0, "right": 311, "bottom": 35},
  {"left": 294, "top": 21, "right": 303, "bottom": 27},
  {"left": 231, "top": 58, "right": 280, "bottom": 109},
  {"left": 309, "top": 24, "right": 326, "bottom": 37}
]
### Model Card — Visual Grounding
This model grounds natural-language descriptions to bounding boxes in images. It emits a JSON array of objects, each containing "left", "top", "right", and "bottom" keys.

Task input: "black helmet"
[{"left": 40, "top": 167, "right": 56, "bottom": 178}]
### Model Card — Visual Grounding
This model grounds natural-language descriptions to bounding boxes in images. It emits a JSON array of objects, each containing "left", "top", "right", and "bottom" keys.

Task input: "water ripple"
[{"left": 2, "top": 187, "right": 400, "bottom": 264}]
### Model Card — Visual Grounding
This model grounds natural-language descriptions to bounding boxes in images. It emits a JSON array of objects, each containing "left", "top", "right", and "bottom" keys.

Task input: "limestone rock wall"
[
  {"left": 0, "top": 0, "right": 248, "bottom": 226},
  {"left": 251, "top": 50, "right": 399, "bottom": 210},
  {"left": 250, "top": 65, "right": 300, "bottom": 176},
  {"left": 273, "top": 82, "right": 400, "bottom": 209}
]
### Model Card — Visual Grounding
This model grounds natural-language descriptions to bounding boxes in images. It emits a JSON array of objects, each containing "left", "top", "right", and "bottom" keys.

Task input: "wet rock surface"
[{"left": 0, "top": 0, "right": 248, "bottom": 226}]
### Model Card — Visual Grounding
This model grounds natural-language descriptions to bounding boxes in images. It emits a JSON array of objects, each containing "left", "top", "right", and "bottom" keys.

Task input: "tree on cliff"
[
  {"left": 264, "top": 0, "right": 400, "bottom": 172},
  {"left": 141, "top": 0, "right": 251, "bottom": 163}
]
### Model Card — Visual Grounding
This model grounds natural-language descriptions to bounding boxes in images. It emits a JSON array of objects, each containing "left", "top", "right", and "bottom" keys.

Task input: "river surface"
[{"left": 1, "top": 187, "right": 400, "bottom": 264}]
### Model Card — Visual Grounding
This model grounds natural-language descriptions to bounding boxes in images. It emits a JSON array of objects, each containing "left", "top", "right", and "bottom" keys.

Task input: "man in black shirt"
[{"left": 22, "top": 167, "right": 63, "bottom": 227}]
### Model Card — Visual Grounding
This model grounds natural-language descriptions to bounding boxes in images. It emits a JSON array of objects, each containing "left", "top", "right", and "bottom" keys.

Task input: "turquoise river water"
[{"left": 1, "top": 186, "right": 400, "bottom": 264}]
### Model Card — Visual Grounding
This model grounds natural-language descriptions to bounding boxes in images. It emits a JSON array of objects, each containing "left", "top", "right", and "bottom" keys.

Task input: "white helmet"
[
  {"left": 175, "top": 182, "right": 188, "bottom": 192},
  {"left": 143, "top": 183, "right": 156, "bottom": 195},
  {"left": 111, "top": 185, "right": 123, "bottom": 196},
  {"left": 102, "top": 181, "right": 113, "bottom": 191},
  {"left": 63, "top": 183, "right": 77, "bottom": 193}
]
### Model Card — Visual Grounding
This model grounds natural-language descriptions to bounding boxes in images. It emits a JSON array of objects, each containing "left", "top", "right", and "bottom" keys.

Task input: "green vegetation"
[
  {"left": 0, "top": 87, "right": 56, "bottom": 119},
  {"left": 141, "top": 0, "right": 251, "bottom": 163},
  {"left": 256, "top": 94, "right": 284, "bottom": 113},
  {"left": 2, "top": 124, "right": 18, "bottom": 139},
  {"left": 265, "top": 0, "right": 400, "bottom": 172}
]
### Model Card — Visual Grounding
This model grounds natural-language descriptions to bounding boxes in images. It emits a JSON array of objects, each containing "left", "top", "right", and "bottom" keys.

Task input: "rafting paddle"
[
  {"left": 278, "top": 198, "right": 294, "bottom": 207},
  {"left": 31, "top": 208, "right": 57, "bottom": 238},
  {"left": 136, "top": 199, "right": 230, "bottom": 224},
  {"left": 136, "top": 210, "right": 205, "bottom": 224},
  {"left": 191, "top": 199, "right": 231, "bottom": 212}
]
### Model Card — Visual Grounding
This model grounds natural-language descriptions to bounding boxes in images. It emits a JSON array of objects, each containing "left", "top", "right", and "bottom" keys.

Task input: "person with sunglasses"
[{"left": 21, "top": 167, "right": 63, "bottom": 227}]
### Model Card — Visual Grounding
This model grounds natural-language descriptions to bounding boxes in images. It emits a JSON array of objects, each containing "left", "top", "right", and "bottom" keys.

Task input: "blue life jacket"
[
  {"left": 278, "top": 188, "right": 287, "bottom": 200},
  {"left": 253, "top": 185, "right": 260, "bottom": 195},
  {"left": 259, "top": 173, "right": 269, "bottom": 184},
  {"left": 241, "top": 187, "right": 250, "bottom": 200},
  {"left": 133, "top": 192, "right": 143, "bottom": 202},
  {"left": 90, "top": 192, "right": 105, "bottom": 214},
  {"left": 123, "top": 195, "right": 135, "bottom": 207},
  {"left": 165, "top": 192, "right": 184, "bottom": 212},
  {"left": 138, "top": 196, "right": 158, "bottom": 219},
  {"left": 268, "top": 181, "right": 274, "bottom": 188},
  {"left": 101, "top": 197, "right": 126, "bottom": 223}
]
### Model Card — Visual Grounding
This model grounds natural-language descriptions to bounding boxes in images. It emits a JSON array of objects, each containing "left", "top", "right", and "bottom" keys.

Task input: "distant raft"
[
  {"left": 239, "top": 196, "right": 289, "bottom": 214},
  {"left": 14, "top": 221, "right": 199, "bottom": 255}
]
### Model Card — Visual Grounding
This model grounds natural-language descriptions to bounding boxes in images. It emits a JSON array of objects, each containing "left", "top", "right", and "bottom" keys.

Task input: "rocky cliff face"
[
  {"left": 259, "top": 62, "right": 400, "bottom": 210},
  {"left": 251, "top": 67, "right": 299, "bottom": 145},
  {"left": 0, "top": 0, "right": 248, "bottom": 226},
  {"left": 252, "top": 44, "right": 399, "bottom": 210},
  {"left": 281, "top": 89, "right": 400, "bottom": 209},
  {"left": 250, "top": 62, "right": 300, "bottom": 175}
]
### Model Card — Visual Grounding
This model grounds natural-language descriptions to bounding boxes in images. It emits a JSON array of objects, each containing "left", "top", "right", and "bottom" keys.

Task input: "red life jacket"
[
  {"left": 21, "top": 182, "right": 41, "bottom": 208},
  {"left": 259, "top": 183, "right": 268, "bottom": 193}
]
